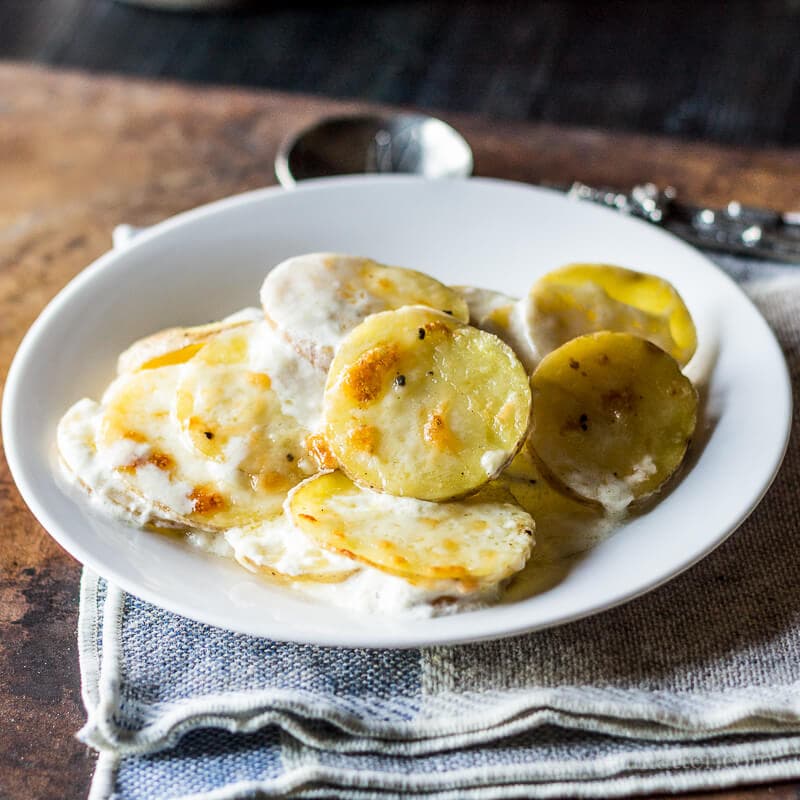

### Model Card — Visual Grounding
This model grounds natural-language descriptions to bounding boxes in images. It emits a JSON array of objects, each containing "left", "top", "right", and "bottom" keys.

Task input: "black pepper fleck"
[
  {"left": 418, "top": 328, "right": 426, "bottom": 340},
  {"left": 443, "top": 309, "right": 453, "bottom": 315},
  {"left": 579, "top": 413, "right": 589, "bottom": 431},
  {"left": 394, "top": 374, "right": 406, "bottom": 387},
  {"left": 569, "top": 358, "right": 580, "bottom": 370},
  {"left": 286, "top": 453, "right": 294, "bottom": 462},
  {"left": 204, "top": 431, "right": 214, "bottom": 439}
]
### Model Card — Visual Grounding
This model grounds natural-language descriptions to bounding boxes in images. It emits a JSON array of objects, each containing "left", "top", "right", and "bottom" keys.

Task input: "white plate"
[{"left": 3, "top": 176, "right": 791, "bottom": 648}]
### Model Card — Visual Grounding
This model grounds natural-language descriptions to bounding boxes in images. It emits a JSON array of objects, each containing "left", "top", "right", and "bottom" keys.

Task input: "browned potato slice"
[
  {"left": 525, "top": 264, "right": 697, "bottom": 366},
  {"left": 116, "top": 310, "right": 261, "bottom": 374},
  {"left": 529, "top": 332, "right": 697, "bottom": 512},
  {"left": 324, "top": 306, "right": 532, "bottom": 501},
  {"left": 97, "top": 366, "right": 298, "bottom": 531},
  {"left": 288, "top": 471, "right": 534, "bottom": 587},
  {"left": 260, "top": 253, "right": 469, "bottom": 370},
  {"left": 174, "top": 323, "right": 320, "bottom": 484}
]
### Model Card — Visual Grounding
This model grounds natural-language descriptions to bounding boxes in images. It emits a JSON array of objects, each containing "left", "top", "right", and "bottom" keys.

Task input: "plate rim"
[{"left": 2, "top": 175, "right": 793, "bottom": 648}]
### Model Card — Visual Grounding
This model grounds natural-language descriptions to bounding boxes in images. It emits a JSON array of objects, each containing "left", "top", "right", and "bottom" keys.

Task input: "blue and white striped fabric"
[{"left": 79, "top": 254, "right": 800, "bottom": 799}]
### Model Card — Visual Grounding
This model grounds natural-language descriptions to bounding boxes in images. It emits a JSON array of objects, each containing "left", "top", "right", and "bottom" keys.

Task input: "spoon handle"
[{"left": 564, "top": 181, "right": 800, "bottom": 264}]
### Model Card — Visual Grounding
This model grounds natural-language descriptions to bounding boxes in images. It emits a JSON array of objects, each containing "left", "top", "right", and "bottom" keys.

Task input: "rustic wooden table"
[{"left": 1, "top": 62, "right": 800, "bottom": 800}]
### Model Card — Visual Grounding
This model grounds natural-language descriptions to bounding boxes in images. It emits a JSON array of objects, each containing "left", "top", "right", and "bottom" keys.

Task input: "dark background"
[{"left": 3, "top": 0, "right": 800, "bottom": 147}]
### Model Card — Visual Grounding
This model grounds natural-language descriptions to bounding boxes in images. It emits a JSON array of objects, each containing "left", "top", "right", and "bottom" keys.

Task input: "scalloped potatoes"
[{"left": 57, "top": 251, "right": 701, "bottom": 617}]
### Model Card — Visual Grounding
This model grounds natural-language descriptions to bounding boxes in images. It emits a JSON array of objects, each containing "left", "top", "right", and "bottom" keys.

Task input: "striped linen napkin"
[{"left": 79, "top": 253, "right": 800, "bottom": 800}]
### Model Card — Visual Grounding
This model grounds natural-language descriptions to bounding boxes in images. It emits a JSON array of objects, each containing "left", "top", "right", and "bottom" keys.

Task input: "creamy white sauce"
[
  {"left": 591, "top": 480, "right": 635, "bottom": 514},
  {"left": 248, "top": 322, "right": 325, "bottom": 431},
  {"left": 101, "top": 436, "right": 149, "bottom": 469},
  {"left": 629, "top": 454, "right": 658, "bottom": 485},
  {"left": 187, "top": 530, "right": 234, "bottom": 558},
  {"left": 567, "top": 456, "right": 658, "bottom": 514},
  {"left": 133, "top": 463, "right": 195, "bottom": 516},
  {"left": 261, "top": 254, "right": 387, "bottom": 368},
  {"left": 506, "top": 302, "right": 541, "bottom": 371},
  {"left": 297, "top": 569, "right": 497, "bottom": 618},
  {"left": 481, "top": 449, "right": 509, "bottom": 476},
  {"left": 204, "top": 436, "right": 250, "bottom": 483},
  {"left": 225, "top": 514, "right": 354, "bottom": 577}
]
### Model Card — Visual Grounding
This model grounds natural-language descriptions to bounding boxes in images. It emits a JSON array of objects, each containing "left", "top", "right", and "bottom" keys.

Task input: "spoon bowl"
[{"left": 275, "top": 114, "right": 473, "bottom": 187}]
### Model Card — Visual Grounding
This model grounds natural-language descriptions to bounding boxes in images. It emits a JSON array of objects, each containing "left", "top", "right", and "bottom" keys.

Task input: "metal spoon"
[{"left": 275, "top": 114, "right": 473, "bottom": 188}]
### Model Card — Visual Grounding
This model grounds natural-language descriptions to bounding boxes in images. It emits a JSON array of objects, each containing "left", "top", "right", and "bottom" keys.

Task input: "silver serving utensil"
[
  {"left": 566, "top": 182, "right": 800, "bottom": 264},
  {"left": 275, "top": 114, "right": 473, "bottom": 188}
]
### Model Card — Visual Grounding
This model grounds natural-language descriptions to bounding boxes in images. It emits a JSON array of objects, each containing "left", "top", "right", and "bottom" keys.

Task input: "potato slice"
[
  {"left": 324, "top": 306, "right": 532, "bottom": 501},
  {"left": 496, "top": 447, "right": 614, "bottom": 560},
  {"left": 225, "top": 515, "right": 357, "bottom": 583},
  {"left": 453, "top": 285, "right": 517, "bottom": 326},
  {"left": 288, "top": 471, "right": 534, "bottom": 587},
  {"left": 496, "top": 448, "right": 618, "bottom": 601},
  {"left": 97, "top": 365, "right": 299, "bottom": 531},
  {"left": 174, "top": 322, "right": 322, "bottom": 485},
  {"left": 260, "top": 253, "right": 469, "bottom": 370},
  {"left": 116, "top": 308, "right": 262, "bottom": 374},
  {"left": 529, "top": 331, "right": 697, "bottom": 512},
  {"left": 57, "top": 398, "right": 185, "bottom": 528},
  {"left": 452, "top": 285, "right": 539, "bottom": 372},
  {"left": 525, "top": 264, "right": 697, "bottom": 366}
]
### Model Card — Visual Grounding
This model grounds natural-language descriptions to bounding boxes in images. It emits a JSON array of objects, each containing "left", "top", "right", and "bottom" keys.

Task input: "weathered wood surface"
[{"left": 1, "top": 62, "right": 799, "bottom": 800}]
